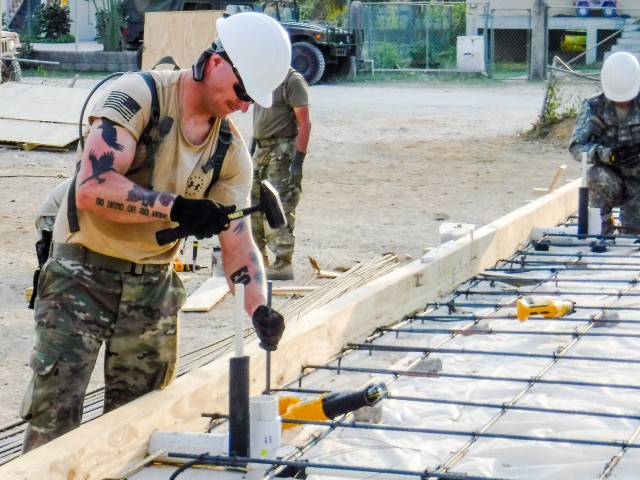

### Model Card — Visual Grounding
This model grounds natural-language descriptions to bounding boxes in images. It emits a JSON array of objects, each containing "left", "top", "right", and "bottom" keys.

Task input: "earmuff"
[{"left": 192, "top": 49, "right": 213, "bottom": 82}]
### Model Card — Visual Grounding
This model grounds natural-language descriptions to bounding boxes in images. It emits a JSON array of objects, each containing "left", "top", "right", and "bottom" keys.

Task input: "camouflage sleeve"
[{"left": 569, "top": 98, "right": 598, "bottom": 163}]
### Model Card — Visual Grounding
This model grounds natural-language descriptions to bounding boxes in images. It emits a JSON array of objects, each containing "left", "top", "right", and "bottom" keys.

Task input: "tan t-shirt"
[{"left": 54, "top": 70, "right": 252, "bottom": 264}]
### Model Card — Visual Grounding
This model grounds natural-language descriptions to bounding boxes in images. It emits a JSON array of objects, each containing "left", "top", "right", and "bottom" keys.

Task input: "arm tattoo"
[
  {"left": 126, "top": 184, "right": 173, "bottom": 208},
  {"left": 233, "top": 219, "right": 248, "bottom": 234},
  {"left": 97, "top": 119, "right": 124, "bottom": 151},
  {"left": 79, "top": 150, "right": 116, "bottom": 186},
  {"left": 230, "top": 266, "right": 252, "bottom": 286}
]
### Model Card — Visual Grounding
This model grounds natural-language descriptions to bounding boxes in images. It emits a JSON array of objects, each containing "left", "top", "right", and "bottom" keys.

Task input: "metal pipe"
[
  {"left": 244, "top": 417, "right": 640, "bottom": 449},
  {"left": 377, "top": 326, "right": 640, "bottom": 339},
  {"left": 166, "top": 451, "right": 511, "bottom": 480},
  {"left": 303, "top": 364, "right": 640, "bottom": 391},
  {"left": 346, "top": 342, "right": 640, "bottom": 365}
]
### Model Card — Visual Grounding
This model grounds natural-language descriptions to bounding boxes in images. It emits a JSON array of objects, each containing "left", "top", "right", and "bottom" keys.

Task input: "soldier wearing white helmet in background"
[
  {"left": 20, "top": 12, "right": 290, "bottom": 452},
  {"left": 569, "top": 51, "right": 640, "bottom": 234}
]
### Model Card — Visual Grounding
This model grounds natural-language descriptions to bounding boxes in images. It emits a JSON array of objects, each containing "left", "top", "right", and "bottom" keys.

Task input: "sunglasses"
[{"left": 218, "top": 51, "right": 254, "bottom": 104}]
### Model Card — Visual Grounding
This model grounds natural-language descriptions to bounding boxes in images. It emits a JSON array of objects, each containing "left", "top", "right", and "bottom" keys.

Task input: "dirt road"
[{"left": 0, "top": 77, "right": 579, "bottom": 426}]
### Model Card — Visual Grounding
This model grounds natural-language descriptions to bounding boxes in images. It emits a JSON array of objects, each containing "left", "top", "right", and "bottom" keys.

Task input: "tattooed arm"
[
  {"left": 75, "top": 118, "right": 175, "bottom": 223},
  {"left": 219, "top": 217, "right": 267, "bottom": 316}
]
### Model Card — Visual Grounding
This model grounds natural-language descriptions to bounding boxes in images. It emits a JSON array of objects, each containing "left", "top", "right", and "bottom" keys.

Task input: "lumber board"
[
  {"left": 0, "top": 82, "right": 98, "bottom": 147},
  {"left": 181, "top": 276, "right": 229, "bottom": 312},
  {"left": 0, "top": 179, "right": 580, "bottom": 480},
  {"left": 0, "top": 82, "right": 94, "bottom": 124},
  {"left": 141, "top": 11, "right": 223, "bottom": 71},
  {"left": 0, "top": 119, "right": 80, "bottom": 147}
]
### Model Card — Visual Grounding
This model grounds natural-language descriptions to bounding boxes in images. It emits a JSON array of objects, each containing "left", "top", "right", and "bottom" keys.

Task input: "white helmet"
[
  {"left": 601, "top": 52, "right": 640, "bottom": 102},
  {"left": 216, "top": 12, "right": 291, "bottom": 108}
]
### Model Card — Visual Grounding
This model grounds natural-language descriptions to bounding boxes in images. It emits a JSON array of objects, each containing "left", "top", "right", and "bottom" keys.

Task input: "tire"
[
  {"left": 576, "top": 1, "right": 590, "bottom": 17},
  {"left": 602, "top": 2, "right": 616, "bottom": 17},
  {"left": 291, "top": 42, "right": 325, "bottom": 86},
  {"left": 0, "top": 59, "right": 21, "bottom": 83},
  {"left": 321, "top": 55, "right": 357, "bottom": 83}
]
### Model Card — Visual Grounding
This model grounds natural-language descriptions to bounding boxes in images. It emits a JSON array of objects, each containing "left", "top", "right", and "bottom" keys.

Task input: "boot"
[
  {"left": 268, "top": 258, "right": 293, "bottom": 281},
  {"left": 601, "top": 213, "right": 616, "bottom": 236}
]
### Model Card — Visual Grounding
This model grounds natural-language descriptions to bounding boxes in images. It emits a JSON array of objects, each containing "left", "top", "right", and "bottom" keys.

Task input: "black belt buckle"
[{"left": 130, "top": 263, "right": 145, "bottom": 275}]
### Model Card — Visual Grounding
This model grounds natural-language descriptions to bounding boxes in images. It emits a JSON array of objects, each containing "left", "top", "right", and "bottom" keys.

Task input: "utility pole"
[{"left": 530, "top": 0, "right": 548, "bottom": 81}]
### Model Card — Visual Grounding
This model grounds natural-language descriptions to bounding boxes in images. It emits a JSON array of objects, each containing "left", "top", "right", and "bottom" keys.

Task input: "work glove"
[
  {"left": 288, "top": 150, "right": 306, "bottom": 186},
  {"left": 596, "top": 145, "right": 614, "bottom": 166},
  {"left": 252, "top": 305, "right": 285, "bottom": 351},
  {"left": 170, "top": 195, "right": 235, "bottom": 239}
]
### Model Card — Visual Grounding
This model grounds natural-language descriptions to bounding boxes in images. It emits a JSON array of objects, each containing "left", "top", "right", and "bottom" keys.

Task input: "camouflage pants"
[
  {"left": 20, "top": 252, "right": 185, "bottom": 452},
  {"left": 251, "top": 141, "right": 301, "bottom": 262},
  {"left": 588, "top": 164, "right": 640, "bottom": 233}
]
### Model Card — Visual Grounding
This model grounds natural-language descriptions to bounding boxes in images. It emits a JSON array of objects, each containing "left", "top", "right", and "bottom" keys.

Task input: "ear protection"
[{"left": 192, "top": 48, "right": 214, "bottom": 82}]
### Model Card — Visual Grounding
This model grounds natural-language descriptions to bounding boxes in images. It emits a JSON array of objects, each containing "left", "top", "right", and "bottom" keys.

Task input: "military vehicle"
[
  {"left": 121, "top": 0, "right": 363, "bottom": 85},
  {"left": 0, "top": 30, "right": 22, "bottom": 83}
]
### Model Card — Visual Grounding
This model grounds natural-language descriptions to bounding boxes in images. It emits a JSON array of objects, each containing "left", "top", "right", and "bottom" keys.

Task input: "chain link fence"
[{"left": 360, "top": 1, "right": 468, "bottom": 71}]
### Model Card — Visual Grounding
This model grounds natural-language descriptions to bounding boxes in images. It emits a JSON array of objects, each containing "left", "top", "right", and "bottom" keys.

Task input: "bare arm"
[
  {"left": 293, "top": 105, "right": 311, "bottom": 152},
  {"left": 219, "top": 217, "right": 267, "bottom": 316},
  {"left": 75, "top": 118, "right": 176, "bottom": 222}
]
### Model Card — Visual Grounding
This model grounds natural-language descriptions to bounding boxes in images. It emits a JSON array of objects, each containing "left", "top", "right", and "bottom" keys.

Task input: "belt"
[
  {"left": 256, "top": 137, "right": 296, "bottom": 148},
  {"left": 50, "top": 242, "right": 169, "bottom": 276}
]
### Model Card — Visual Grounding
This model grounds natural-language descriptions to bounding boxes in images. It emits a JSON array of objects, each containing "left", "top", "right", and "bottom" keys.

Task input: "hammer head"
[{"left": 259, "top": 180, "right": 287, "bottom": 229}]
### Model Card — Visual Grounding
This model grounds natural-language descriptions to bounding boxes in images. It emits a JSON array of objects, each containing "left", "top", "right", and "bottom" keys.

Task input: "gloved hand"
[
  {"left": 596, "top": 145, "right": 614, "bottom": 165},
  {"left": 252, "top": 305, "right": 285, "bottom": 351},
  {"left": 170, "top": 195, "right": 236, "bottom": 239},
  {"left": 288, "top": 150, "right": 306, "bottom": 186}
]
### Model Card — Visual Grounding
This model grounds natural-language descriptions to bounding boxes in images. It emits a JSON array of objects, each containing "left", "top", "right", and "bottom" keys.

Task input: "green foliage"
[
  {"left": 18, "top": 36, "right": 36, "bottom": 59},
  {"left": 35, "top": 4, "right": 72, "bottom": 39},
  {"left": 374, "top": 42, "right": 404, "bottom": 69},
  {"left": 530, "top": 80, "right": 578, "bottom": 137},
  {"left": 93, "top": 0, "right": 124, "bottom": 52}
]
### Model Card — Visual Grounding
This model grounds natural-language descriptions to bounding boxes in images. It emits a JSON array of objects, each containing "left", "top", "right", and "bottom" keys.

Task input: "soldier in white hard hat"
[
  {"left": 20, "top": 12, "right": 291, "bottom": 452},
  {"left": 569, "top": 51, "right": 640, "bottom": 234}
]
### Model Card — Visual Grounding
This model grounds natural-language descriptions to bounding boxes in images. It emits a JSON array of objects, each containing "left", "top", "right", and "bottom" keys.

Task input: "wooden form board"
[
  {"left": 0, "top": 179, "right": 581, "bottom": 480},
  {"left": 141, "top": 11, "right": 223, "bottom": 71},
  {"left": 0, "top": 82, "right": 97, "bottom": 148},
  {"left": 181, "top": 276, "right": 229, "bottom": 312}
]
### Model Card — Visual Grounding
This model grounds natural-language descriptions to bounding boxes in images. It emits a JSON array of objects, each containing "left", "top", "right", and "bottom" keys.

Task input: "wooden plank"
[
  {"left": 0, "top": 82, "right": 95, "bottom": 124},
  {"left": 141, "top": 11, "right": 223, "bottom": 71},
  {"left": 181, "top": 276, "right": 229, "bottom": 312},
  {"left": 0, "top": 179, "right": 580, "bottom": 480},
  {"left": 0, "top": 119, "right": 80, "bottom": 148}
]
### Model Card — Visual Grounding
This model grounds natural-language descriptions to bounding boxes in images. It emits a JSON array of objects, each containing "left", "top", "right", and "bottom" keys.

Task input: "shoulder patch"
[{"left": 104, "top": 91, "right": 142, "bottom": 121}]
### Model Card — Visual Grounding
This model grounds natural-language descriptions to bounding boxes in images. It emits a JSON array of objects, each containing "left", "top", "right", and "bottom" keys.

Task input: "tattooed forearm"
[
  {"left": 230, "top": 266, "right": 252, "bottom": 286},
  {"left": 233, "top": 219, "right": 248, "bottom": 234},
  {"left": 95, "top": 197, "right": 168, "bottom": 219},
  {"left": 126, "top": 184, "right": 174, "bottom": 208}
]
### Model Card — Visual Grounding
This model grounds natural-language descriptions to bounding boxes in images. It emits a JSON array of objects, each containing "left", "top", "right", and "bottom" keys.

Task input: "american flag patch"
[{"left": 103, "top": 91, "right": 141, "bottom": 121}]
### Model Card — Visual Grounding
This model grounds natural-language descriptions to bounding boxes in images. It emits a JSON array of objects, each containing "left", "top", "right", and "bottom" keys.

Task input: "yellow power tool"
[{"left": 516, "top": 296, "right": 575, "bottom": 323}]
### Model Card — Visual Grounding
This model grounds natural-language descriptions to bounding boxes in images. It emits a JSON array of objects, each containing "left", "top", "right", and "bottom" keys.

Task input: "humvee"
[
  {"left": 1, "top": 30, "right": 22, "bottom": 83},
  {"left": 121, "top": 0, "right": 363, "bottom": 85}
]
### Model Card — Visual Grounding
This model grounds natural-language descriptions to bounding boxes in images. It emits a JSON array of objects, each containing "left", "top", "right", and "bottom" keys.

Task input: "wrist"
[{"left": 293, "top": 150, "right": 306, "bottom": 163}]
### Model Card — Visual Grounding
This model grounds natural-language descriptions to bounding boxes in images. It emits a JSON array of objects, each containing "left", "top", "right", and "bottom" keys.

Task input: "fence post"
[{"left": 530, "top": 0, "right": 548, "bottom": 80}]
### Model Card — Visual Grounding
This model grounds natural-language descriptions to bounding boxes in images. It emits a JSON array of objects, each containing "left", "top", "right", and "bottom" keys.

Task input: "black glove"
[
  {"left": 252, "top": 305, "right": 285, "bottom": 351},
  {"left": 170, "top": 195, "right": 235, "bottom": 239},
  {"left": 288, "top": 150, "right": 306, "bottom": 186}
]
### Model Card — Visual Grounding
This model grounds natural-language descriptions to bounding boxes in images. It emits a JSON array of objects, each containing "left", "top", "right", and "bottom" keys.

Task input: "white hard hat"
[
  {"left": 216, "top": 12, "right": 291, "bottom": 108},
  {"left": 601, "top": 52, "right": 640, "bottom": 102}
]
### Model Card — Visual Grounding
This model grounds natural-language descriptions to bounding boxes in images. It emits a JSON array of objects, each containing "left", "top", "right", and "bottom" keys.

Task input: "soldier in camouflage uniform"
[
  {"left": 251, "top": 67, "right": 311, "bottom": 281},
  {"left": 20, "top": 13, "right": 290, "bottom": 452},
  {"left": 569, "top": 51, "right": 640, "bottom": 234}
]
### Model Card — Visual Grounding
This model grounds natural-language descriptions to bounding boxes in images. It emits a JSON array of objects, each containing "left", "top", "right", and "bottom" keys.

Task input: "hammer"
[{"left": 156, "top": 180, "right": 286, "bottom": 246}]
